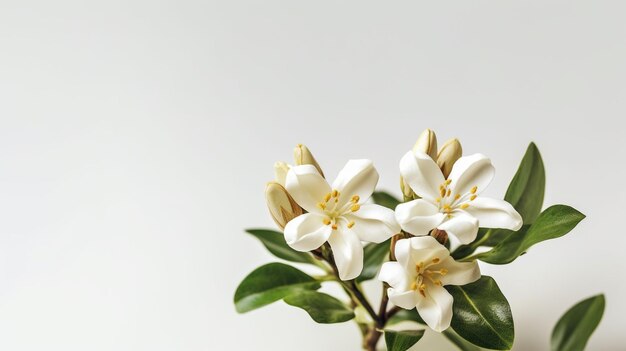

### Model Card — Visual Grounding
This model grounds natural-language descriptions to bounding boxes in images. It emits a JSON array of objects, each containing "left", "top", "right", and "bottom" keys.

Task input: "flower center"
[
  {"left": 317, "top": 189, "right": 360, "bottom": 230},
  {"left": 435, "top": 179, "right": 479, "bottom": 218},
  {"left": 410, "top": 257, "right": 448, "bottom": 297}
]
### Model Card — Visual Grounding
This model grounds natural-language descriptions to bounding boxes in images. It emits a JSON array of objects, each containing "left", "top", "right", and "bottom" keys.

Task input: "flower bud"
[
  {"left": 412, "top": 129, "right": 438, "bottom": 160},
  {"left": 437, "top": 138, "right": 462, "bottom": 178},
  {"left": 294, "top": 144, "right": 324, "bottom": 177},
  {"left": 400, "top": 176, "right": 416, "bottom": 201},
  {"left": 265, "top": 182, "right": 303, "bottom": 229},
  {"left": 274, "top": 161, "right": 290, "bottom": 186}
]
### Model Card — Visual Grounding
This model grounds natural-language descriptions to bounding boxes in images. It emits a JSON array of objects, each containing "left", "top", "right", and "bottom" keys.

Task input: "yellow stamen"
[
  {"left": 332, "top": 189, "right": 339, "bottom": 198},
  {"left": 317, "top": 202, "right": 326, "bottom": 210},
  {"left": 454, "top": 194, "right": 461, "bottom": 200},
  {"left": 446, "top": 179, "right": 452, "bottom": 185},
  {"left": 440, "top": 188, "right": 446, "bottom": 197},
  {"left": 324, "top": 193, "right": 332, "bottom": 202},
  {"left": 416, "top": 262, "right": 424, "bottom": 272},
  {"left": 432, "top": 257, "right": 440, "bottom": 263},
  {"left": 347, "top": 221, "right": 355, "bottom": 229},
  {"left": 351, "top": 195, "right": 360, "bottom": 203},
  {"left": 434, "top": 280, "right": 442, "bottom": 286},
  {"left": 470, "top": 186, "right": 478, "bottom": 194},
  {"left": 446, "top": 189, "right": 451, "bottom": 197},
  {"left": 460, "top": 203, "right": 470, "bottom": 209},
  {"left": 470, "top": 194, "right": 477, "bottom": 201},
  {"left": 351, "top": 204, "right": 360, "bottom": 212},
  {"left": 435, "top": 197, "right": 441, "bottom": 203},
  {"left": 440, "top": 268, "right": 448, "bottom": 275},
  {"left": 331, "top": 224, "right": 338, "bottom": 230},
  {"left": 410, "top": 282, "right": 418, "bottom": 291},
  {"left": 323, "top": 218, "right": 331, "bottom": 225}
]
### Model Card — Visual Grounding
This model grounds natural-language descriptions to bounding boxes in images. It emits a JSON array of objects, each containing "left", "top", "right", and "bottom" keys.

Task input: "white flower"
[
  {"left": 396, "top": 151, "right": 523, "bottom": 245},
  {"left": 284, "top": 160, "right": 400, "bottom": 280},
  {"left": 378, "top": 236, "right": 480, "bottom": 332}
]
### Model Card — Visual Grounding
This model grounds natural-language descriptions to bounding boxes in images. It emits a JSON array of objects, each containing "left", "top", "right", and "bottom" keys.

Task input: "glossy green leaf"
[
  {"left": 371, "top": 191, "right": 401, "bottom": 210},
  {"left": 477, "top": 205, "right": 584, "bottom": 264},
  {"left": 357, "top": 239, "right": 390, "bottom": 282},
  {"left": 384, "top": 329, "right": 425, "bottom": 351},
  {"left": 386, "top": 308, "right": 425, "bottom": 326},
  {"left": 551, "top": 294, "right": 605, "bottom": 351},
  {"left": 504, "top": 142, "right": 545, "bottom": 224},
  {"left": 245, "top": 228, "right": 317, "bottom": 264},
  {"left": 284, "top": 291, "right": 355, "bottom": 323},
  {"left": 234, "top": 263, "right": 320, "bottom": 313},
  {"left": 443, "top": 329, "right": 481, "bottom": 351},
  {"left": 447, "top": 276, "right": 514, "bottom": 350}
]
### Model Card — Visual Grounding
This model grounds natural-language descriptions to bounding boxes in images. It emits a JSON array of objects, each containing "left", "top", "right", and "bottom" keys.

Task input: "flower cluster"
[{"left": 235, "top": 129, "right": 596, "bottom": 351}]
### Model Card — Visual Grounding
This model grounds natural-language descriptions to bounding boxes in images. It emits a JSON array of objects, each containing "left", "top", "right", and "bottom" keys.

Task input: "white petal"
[
  {"left": 437, "top": 213, "right": 479, "bottom": 245},
  {"left": 328, "top": 228, "right": 364, "bottom": 280},
  {"left": 388, "top": 288, "right": 419, "bottom": 310},
  {"left": 399, "top": 151, "right": 445, "bottom": 201},
  {"left": 285, "top": 165, "right": 331, "bottom": 213},
  {"left": 447, "top": 154, "right": 495, "bottom": 197},
  {"left": 283, "top": 213, "right": 332, "bottom": 251},
  {"left": 396, "top": 199, "right": 446, "bottom": 236},
  {"left": 393, "top": 237, "right": 414, "bottom": 272},
  {"left": 331, "top": 159, "right": 378, "bottom": 205},
  {"left": 378, "top": 261, "right": 408, "bottom": 289},
  {"left": 417, "top": 285, "right": 453, "bottom": 332},
  {"left": 440, "top": 257, "right": 481, "bottom": 286},
  {"left": 465, "top": 197, "right": 523, "bottom": 231},
  {"left": 345, "top": 204, "right": 400, "bottom": 243},
  {"left": 407, "top": 236, "right": 450, "bottom": 267}
]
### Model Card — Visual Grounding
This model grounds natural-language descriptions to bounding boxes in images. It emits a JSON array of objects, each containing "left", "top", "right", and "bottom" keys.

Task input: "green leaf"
[
  {"left": 283, "top": 291, "right": 355, "bottom": 323},
  {"left": 386, "top": 308, "right": 425, "bottom": 326},
  {"left": 245, "top": 228, "right": 317, "bottom": 264},
  {"left": 477, "top": 205, "right": 585, "bottom": 264},
  {"left": 551, "top": 294, "right": 605, "bottom": 351},
  {"left": 372, "top": 191, "right": 401, "bottom": 209},
  {"left": 357, "top": 239, "right": 390, "bottom": 282},
  {"left": 504, "top": 142, "right": 545, "bottom": 224},
  {"left": 384, "top": 329, "right": 425, "bottom": 351},
  {"left": 443, "top": 329, "right": 482, "bottom": 351},
  {"left": 234, "top": 263, "right": 320, "bottom": 313},
  {"left": 447, "top": 276, "right": 514, "bottom": 350}
]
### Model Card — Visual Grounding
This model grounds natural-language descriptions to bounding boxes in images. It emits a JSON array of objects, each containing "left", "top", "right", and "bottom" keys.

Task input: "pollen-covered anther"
[
  {"left": 332, "top": 189, "right": 339, "bottom": 198},
  {"left": 440, "top": 188, "right": 446, "bottom": 197},
  {"left": 432, "top": 257, "right": 440, "bottom": 264},
  {"left": 317, "top": 202, "right": 326, "bottom": 210},
  {"left": 440, "top": 268, "right": 448, "bottom": 275},
  {"left": 324, "top": 193, "right": 332, "bottom": 202},
  {"left": 454, "top": 194, "right": 461, "bottom": 200},
  {"left": 434, "top": 280, "right": 442, "bottom": 286},
  {"left": 470, "top": 195, "right": 477, "bottom": 201},
  {"left": 331, "top": 224, "right": 338, "bottom": 230},
  {"left": 446, "top": 189, "right": 451, "bottom": 197},
  {"left": 470, "top": 186, "right": 478, "bottom": 194},
  {"left": 347, "top": 221, "right": 355, "bottom": 229},
  {"left": 460, "top": 203, "right": 470, "bottom": 209},
  {"left": 350, "top": 204, "right": 360, "bottom": 212},
  {"left": 323, "top": 218, "right": 331, "bottom": 225},
  {"left": 416, "top": 262, "right": 424, "bottom": 273},
  {"left": 410, "top": 281, "right": 418, "bottom": 291},
  {"left": 351, "top": 195, "right": 360, "bottom": 203}
]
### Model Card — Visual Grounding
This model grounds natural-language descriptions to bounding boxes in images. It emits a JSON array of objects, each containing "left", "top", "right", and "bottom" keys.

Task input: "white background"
[{"left": 1, "top": 1, "right": 624, "bottom": 350}]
